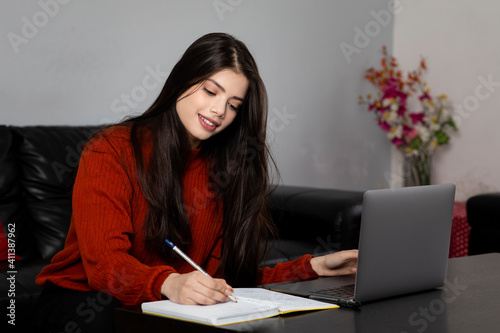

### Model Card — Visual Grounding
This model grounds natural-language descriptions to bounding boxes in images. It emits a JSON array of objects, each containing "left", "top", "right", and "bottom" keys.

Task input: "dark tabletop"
[{"left": 115, "top": 253, "right": 500, "bottom": 333}]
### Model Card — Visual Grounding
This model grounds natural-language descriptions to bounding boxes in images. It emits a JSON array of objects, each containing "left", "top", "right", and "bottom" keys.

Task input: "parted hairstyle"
[{"left": 115, "top": 32, "right": 277, "bottom": 287}]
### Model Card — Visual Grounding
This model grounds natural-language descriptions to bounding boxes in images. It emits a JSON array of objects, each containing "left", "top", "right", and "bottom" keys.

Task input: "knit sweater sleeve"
[
  {"left": 257, "top": 255, "right": 319, "bottom": 285},
  {"left": 71, "top": 133, "right": 173, "bottom": 305}
]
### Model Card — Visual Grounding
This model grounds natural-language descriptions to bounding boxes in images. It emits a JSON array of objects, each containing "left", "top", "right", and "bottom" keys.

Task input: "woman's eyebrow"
[{"left": 207, "top": 79, "right": 244, "bottom": 102}]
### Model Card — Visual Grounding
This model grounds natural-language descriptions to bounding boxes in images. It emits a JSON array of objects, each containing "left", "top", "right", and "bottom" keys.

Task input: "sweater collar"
[{"left": 186, "top": 146, "right": 203, "bottom": 170}]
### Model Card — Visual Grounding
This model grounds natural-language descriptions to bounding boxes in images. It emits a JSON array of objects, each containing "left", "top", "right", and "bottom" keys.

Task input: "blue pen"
[{"left": 165, "top": 239, "right": 237, "bottom": 303}]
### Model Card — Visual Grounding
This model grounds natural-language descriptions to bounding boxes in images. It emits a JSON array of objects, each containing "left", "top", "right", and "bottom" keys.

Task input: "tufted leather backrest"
[
  {"left": 263, "top": 185, "right": 363, "bottom": 266},
  {"left": 0, "top": 125, "right": 101, "bottom": 261}
]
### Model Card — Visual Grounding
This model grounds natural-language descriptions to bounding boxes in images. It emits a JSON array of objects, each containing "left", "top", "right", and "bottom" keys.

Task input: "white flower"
[
  {"left": 390, "top": 103, "right": 399, "bottom": 112},
  {"left": 423, "top": 115, "right": 440, "bottom": 131},
  {"left": 383, "top": 111, "right": 398, "bottom": 125},
  {"left": 422, "top": 98, "right": 434, "bottom": 111},
  {"left": 415, "top": 124, "right": 431, "bottom": 143},
  {"left": 405, "top": 148, "right": 419, "bottom": 157},
  {"left": 429, "top": 139, "right": 438, "bottom": 152},
  {"left": 382, "top": 98, "right": 392, "bottom": 107},
  {"left": 429, "top": 119, "right": 440, "bottom": 131},
  {"left": 387, "top": 125, "right": 403, "bottom": 140},
  {"left": 439, "top": 108, "right": 450, "bottom": 121},
  {"left": 437, "top": 95, "right": 452, "bottom": 108}
]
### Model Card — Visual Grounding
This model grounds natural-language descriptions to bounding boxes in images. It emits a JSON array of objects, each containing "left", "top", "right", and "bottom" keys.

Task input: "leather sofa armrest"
[
  {"left": 466, "top": 193, "right": 500, "bottom": 228},
  {"left": 262, "top": 185, "right": 364, "bottom": 267},
  {"left": 466, "top": 192, "right": 500, "bottom": 255}
]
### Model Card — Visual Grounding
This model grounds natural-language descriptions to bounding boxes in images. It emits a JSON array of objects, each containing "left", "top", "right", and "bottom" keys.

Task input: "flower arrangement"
[{"left": 359, "top": 46, "right": 457, "bottom": 185}]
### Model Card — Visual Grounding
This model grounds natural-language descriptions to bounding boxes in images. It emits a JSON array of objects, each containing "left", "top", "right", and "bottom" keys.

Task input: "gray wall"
[
  {"left": 1, "top": 0, "right": 394, "bottom": 191},
  {"left": 395, "top": 0, "right": 500, "bottom": 201}
]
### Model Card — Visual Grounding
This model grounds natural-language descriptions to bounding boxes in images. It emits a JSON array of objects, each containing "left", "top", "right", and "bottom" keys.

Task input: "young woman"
[{"left": 35, "top": 33, "right": 357, "bottom": 332}]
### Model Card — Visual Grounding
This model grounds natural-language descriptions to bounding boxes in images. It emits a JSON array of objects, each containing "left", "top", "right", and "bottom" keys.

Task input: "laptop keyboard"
[{"left": 311, "top": 284, "right": 355, "bottom": 298}]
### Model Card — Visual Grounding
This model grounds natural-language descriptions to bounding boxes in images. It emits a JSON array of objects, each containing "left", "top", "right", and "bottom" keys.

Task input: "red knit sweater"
[{"left": 36, "top": 126, "right": 318, "bottom": 306}]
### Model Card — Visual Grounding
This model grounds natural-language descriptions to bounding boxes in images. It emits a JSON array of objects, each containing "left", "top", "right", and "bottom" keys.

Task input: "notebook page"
[
  {"left": 233, "top": 288, "right": 338, "bottom": 314},
  {"left": 142, "top": 298, "right": 278, "bottom": 326}
]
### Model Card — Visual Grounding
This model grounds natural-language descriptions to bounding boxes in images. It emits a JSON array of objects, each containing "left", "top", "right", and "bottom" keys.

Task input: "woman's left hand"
[{"left": 310, "top": 250, "right": 358, "bottom": 277}]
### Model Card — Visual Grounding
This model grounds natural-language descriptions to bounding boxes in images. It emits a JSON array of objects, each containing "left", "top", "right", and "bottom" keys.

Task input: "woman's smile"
[
  {"left": 198, "top": 114, "right": 220, "bottom": 130},
  {"left": 176, "top": 69, "right": 249, "bottom": 148}
]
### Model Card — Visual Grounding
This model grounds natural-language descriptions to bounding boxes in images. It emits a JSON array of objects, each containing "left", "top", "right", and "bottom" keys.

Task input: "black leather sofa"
[
  {"left": 466, "top": 193, "right": 500, "bottom": 255},
  {"left": 0, "top": 125, "right": 364, "bottom": 331}
]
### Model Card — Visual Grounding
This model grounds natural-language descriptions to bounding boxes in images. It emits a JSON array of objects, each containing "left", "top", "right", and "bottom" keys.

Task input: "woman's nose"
[{"left": 210, "top": 103, "right": 225, "bottom": 118}]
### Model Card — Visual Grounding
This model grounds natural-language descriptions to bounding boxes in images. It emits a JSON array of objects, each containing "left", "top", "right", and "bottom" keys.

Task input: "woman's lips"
[{"left": 198, "top": 114, "right": 219, "bottom": 131}]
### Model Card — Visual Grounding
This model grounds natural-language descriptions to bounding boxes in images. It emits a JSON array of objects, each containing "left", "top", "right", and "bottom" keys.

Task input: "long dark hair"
[{"left": 114, "top": 33, "right": 276, "bottom": 286}]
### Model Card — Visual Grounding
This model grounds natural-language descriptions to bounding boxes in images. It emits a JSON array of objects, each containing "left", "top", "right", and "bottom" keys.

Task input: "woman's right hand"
[{"left": 161, "top": 271, "right": 234, "bottom": 305}]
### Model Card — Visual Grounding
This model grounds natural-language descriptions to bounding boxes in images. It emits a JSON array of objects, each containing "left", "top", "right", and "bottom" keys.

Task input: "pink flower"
[
  {"left": 378, "top": 120, "right": 391, "bottom": 132},
  {"left": 409, "top": 112, "right": 424, "bottom": 124},
  {"left": 392, "top": 137, "right": 404, "bottom": 146},
  {"left": 369, "top": 101, "right": 386, "bottom": 113},
  {"left": 407, "top": 128, "right": 419, "bottom": 141},
  {"left": 419, "top": 91, "right": 431, "bottom": 101},
  {"left": 397, "top": 105, "right": 407, "bottom": 116},
  {"left": 360, "top": 46, "right": 457, "bottom": 156},
  {"left": 402, "top": 124, "right": 413, "bottom": 136}
]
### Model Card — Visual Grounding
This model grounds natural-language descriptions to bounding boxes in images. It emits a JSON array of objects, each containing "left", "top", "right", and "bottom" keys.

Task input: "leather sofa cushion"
[
  {"left": 0, "top": 126, "right": 100, "bottom": 261},
  {"left": 270, "top": 185, "right": 363, "bottom": 248}
]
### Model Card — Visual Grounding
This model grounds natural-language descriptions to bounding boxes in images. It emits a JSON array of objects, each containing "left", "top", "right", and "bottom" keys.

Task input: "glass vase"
[{"left": 405, "top": 152, "right": 432, "bottom": 187}]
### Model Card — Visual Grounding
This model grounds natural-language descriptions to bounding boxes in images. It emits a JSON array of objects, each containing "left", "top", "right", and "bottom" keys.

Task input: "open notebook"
[{"left": 141, "top": 288, "right": 338, "bottom": 326}]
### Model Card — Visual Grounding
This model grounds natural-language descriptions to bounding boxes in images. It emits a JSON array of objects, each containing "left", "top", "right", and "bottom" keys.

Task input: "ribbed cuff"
[
  {"left": 303, "top": 255, "right": 320, "bottom": 279},
  {"left": 153, "top": 269, "right": 177, "bottom": 300}
]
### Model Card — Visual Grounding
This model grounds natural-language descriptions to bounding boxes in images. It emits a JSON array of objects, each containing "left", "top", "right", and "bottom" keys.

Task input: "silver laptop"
[{"left": 270, "top": 183, "right": 456, "bottom": 307}]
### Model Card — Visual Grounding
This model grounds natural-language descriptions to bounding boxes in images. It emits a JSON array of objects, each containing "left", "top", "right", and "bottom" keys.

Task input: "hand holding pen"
[{"left": 162, "top": 239, "right": 237, "bottom": 304}]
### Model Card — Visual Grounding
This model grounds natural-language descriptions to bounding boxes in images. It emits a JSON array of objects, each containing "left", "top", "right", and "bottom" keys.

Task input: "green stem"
[{"left": 408, "top": 152, "right": 431, "bottom": 186}]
